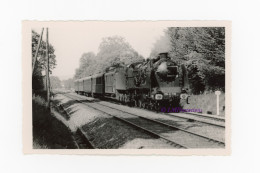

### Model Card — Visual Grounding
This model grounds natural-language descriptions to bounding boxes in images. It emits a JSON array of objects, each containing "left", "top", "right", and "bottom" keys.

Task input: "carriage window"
[{"left": 96, "top": 77, "right": 102, "bottom": 84}]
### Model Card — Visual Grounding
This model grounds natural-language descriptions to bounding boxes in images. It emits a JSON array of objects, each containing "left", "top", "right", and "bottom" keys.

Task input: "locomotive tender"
[{"left": 74, "top": 52, "right": 189, "bottom": 110}]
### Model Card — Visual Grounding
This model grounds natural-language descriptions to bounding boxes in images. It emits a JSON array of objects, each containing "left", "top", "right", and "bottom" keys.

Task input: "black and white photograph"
[
  {"left": 23, "top": 21, "right": 231, "bottom": 154},
  {"left": 4, "top": 0, "right": 260, "bottom": 172}
]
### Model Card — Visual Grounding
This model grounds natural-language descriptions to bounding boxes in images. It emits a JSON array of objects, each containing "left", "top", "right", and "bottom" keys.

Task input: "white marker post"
[{"left": 215, "top": 91, "right": 221, "bottom": 116}]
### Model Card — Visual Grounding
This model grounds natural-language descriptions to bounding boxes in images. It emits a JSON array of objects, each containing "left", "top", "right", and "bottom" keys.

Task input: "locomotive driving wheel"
[
  {"left": 138, "top": 100, "right": 143, "bottom": 108},
  {"left": 154, "top": 101, "right": 160, "bottom": 112},
  {"left": 124, "top": 94, "right": 127, "bottom": 104},
  {"left": 141, "top": 101, "right": 146, "bottom": 108},
  {"left": 147, "top": 101, "right": 152, "bottom": 110},
  {"left": 134, "top": 100, "right": 137, "bottom": 107}
]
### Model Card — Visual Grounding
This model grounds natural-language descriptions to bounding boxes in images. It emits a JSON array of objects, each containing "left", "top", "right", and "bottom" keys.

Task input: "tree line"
[
  {"left": 74, "top": 36, "right": 144, "bottom": 79},
  {"left": 32, "top": 30, "right": 62, "bottom": 91},
  {"left": 150, "top": 27, "right": 225, "bottom": 94}
]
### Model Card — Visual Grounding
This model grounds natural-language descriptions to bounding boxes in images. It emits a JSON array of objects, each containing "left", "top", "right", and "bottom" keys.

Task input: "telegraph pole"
[
  {"left": 46, "top": 28, "right": 50, "bottom": 108},
  {"left": 32, "top": 28, "right": 44, "bottom": 75}
]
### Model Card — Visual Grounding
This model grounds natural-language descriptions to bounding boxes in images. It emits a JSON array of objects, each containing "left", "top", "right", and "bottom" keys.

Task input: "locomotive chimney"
[{"left": 159, "top": 52, "right": 169, "bottom": 59}]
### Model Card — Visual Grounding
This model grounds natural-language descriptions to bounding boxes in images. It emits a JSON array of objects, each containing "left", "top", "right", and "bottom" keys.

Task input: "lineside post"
[
  {"left": 46, "top": 28, "right": 50, "bottom": 108},
  {"left": 215, "top": 91, "right": 221, "bottom": 116},
  {"left": 32, "top": 28, "right": 44, "bottom": 75}
]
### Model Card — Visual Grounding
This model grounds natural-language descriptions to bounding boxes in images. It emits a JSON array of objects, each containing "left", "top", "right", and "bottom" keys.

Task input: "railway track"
[
  {"left": 57, "top": 102, "right": 95, "bottom": 149},
  {"left": 106, "top": 98, "right": 225, "bottom": 128},
  {"left": 63, "top": 93, "right": 187, "bottom": 148},
  {"left": 185, "top": 112, "right": 225, "bottom": 122},
  {"left": 93, "top": 102, "right": 225, "bottom": 145},
  {"left": 164, "top": 112, "right": 225, "bottom": 128},
  {"left": 63, "top": 93, "right": 225, "bottom": 148}
]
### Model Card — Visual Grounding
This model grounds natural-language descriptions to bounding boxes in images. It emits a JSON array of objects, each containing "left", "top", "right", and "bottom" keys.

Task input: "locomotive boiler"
[{"left": 125, "top": 52, "right": 189, "bottom": 110}]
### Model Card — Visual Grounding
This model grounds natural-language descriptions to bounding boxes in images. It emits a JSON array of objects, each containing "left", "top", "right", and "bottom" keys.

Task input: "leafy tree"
[
  {"left": 74, "top": 36, "right": 144, "bottom": 79},
  {"left": 96, "top": 36, "right": 144, "bottom": 71},
  {"left": 187, "top": 63, "right": 205, "bottom": 94},
  {"left": 32, "top": 30, "right": 57, "bottom": 75},
  {"left": 32, "top": 69, "right": 44, "bottom": 91},
  {"left": 74, "top": 52, "right": 96, "bottom": 79},
  {"left": 32, "top": 30, "right": 57, "bottom": 91},
  {"left": 164, "top": 27, "right": 225, "bottom": 92}
]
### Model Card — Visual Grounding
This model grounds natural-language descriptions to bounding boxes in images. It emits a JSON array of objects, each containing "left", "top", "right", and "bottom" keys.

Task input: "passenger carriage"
[
  {"left": 78, "top": 79, "right": 84, "bottom": 94},
  {"left": 74, "top": 80, "right": 79, "bottom": 94},
  {"left": 82, "top": 76, "right": 92, "bottom": 96},
  {"left": 91, "top": 73, "right": 104, "bottom": 97}
]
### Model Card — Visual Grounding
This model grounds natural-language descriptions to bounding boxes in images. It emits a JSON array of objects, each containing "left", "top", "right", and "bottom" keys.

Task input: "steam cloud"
[{"left": 156, "top": 62, "right": 168, "bottom": 74}]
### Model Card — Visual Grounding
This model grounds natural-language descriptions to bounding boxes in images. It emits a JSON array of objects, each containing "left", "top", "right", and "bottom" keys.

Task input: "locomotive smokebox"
[
  {"left": 157, "top": 62, "right": 168, "bottom": 75},
  {"left": 155, "top": 52, "right": 178, "bottom": 80}
]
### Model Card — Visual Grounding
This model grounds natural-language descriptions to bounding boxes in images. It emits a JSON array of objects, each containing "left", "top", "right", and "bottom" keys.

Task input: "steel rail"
[
  {"left": 164, "top": 112, "right": 225, "bottom": 128},
  {"left": 95, "top": 102, "right": 225, "bottom": 146},
  {"left": 74, "top": 93, "right": 225, "bottom": 128},
  {"left": 66, "top": 93, "right": 225, "bottom": 146},
  {"left": 63, "top": 93, "right": 188, "bottom": 149},
  {"left": 184, "top": 112, "right": 225, "bottom": 122}
]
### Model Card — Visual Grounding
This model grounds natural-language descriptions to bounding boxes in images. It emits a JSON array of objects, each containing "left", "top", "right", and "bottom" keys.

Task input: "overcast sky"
[{"left": 34, "top": 22, "right": 168, "bottom": 80}]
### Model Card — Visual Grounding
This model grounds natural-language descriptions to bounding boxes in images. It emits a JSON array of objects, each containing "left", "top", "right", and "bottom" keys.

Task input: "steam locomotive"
[{"left": 74, "top": 52, "right": 189, "bottom": 110}]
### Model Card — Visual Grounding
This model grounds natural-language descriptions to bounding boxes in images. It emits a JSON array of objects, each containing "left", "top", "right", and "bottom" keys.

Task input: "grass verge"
[
  {"left": 182, "top": 92, "right": 225, "bottom": 116},
  {"left": 32, "top": 93, "right": 76, "bottom": 149}
]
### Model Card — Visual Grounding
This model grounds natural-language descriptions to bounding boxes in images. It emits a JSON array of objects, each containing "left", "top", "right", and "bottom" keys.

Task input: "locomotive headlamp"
[
  {"left": 182, "top": 88, "right": 189, "bottom": 92},
  {"left": 180, "top": 93, "right": 188, "bottom": 100},
  {"left": 155, "top": 94, "right": 163, "bottom": 100}
]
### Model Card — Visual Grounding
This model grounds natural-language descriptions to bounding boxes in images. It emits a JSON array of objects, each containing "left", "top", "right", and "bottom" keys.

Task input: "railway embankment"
[
  {"left": 51, "top": 94, "right": 176, "bottom": 149},
  {"left": 32, "top": 93, "right": 76, "bottom": 149}
]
